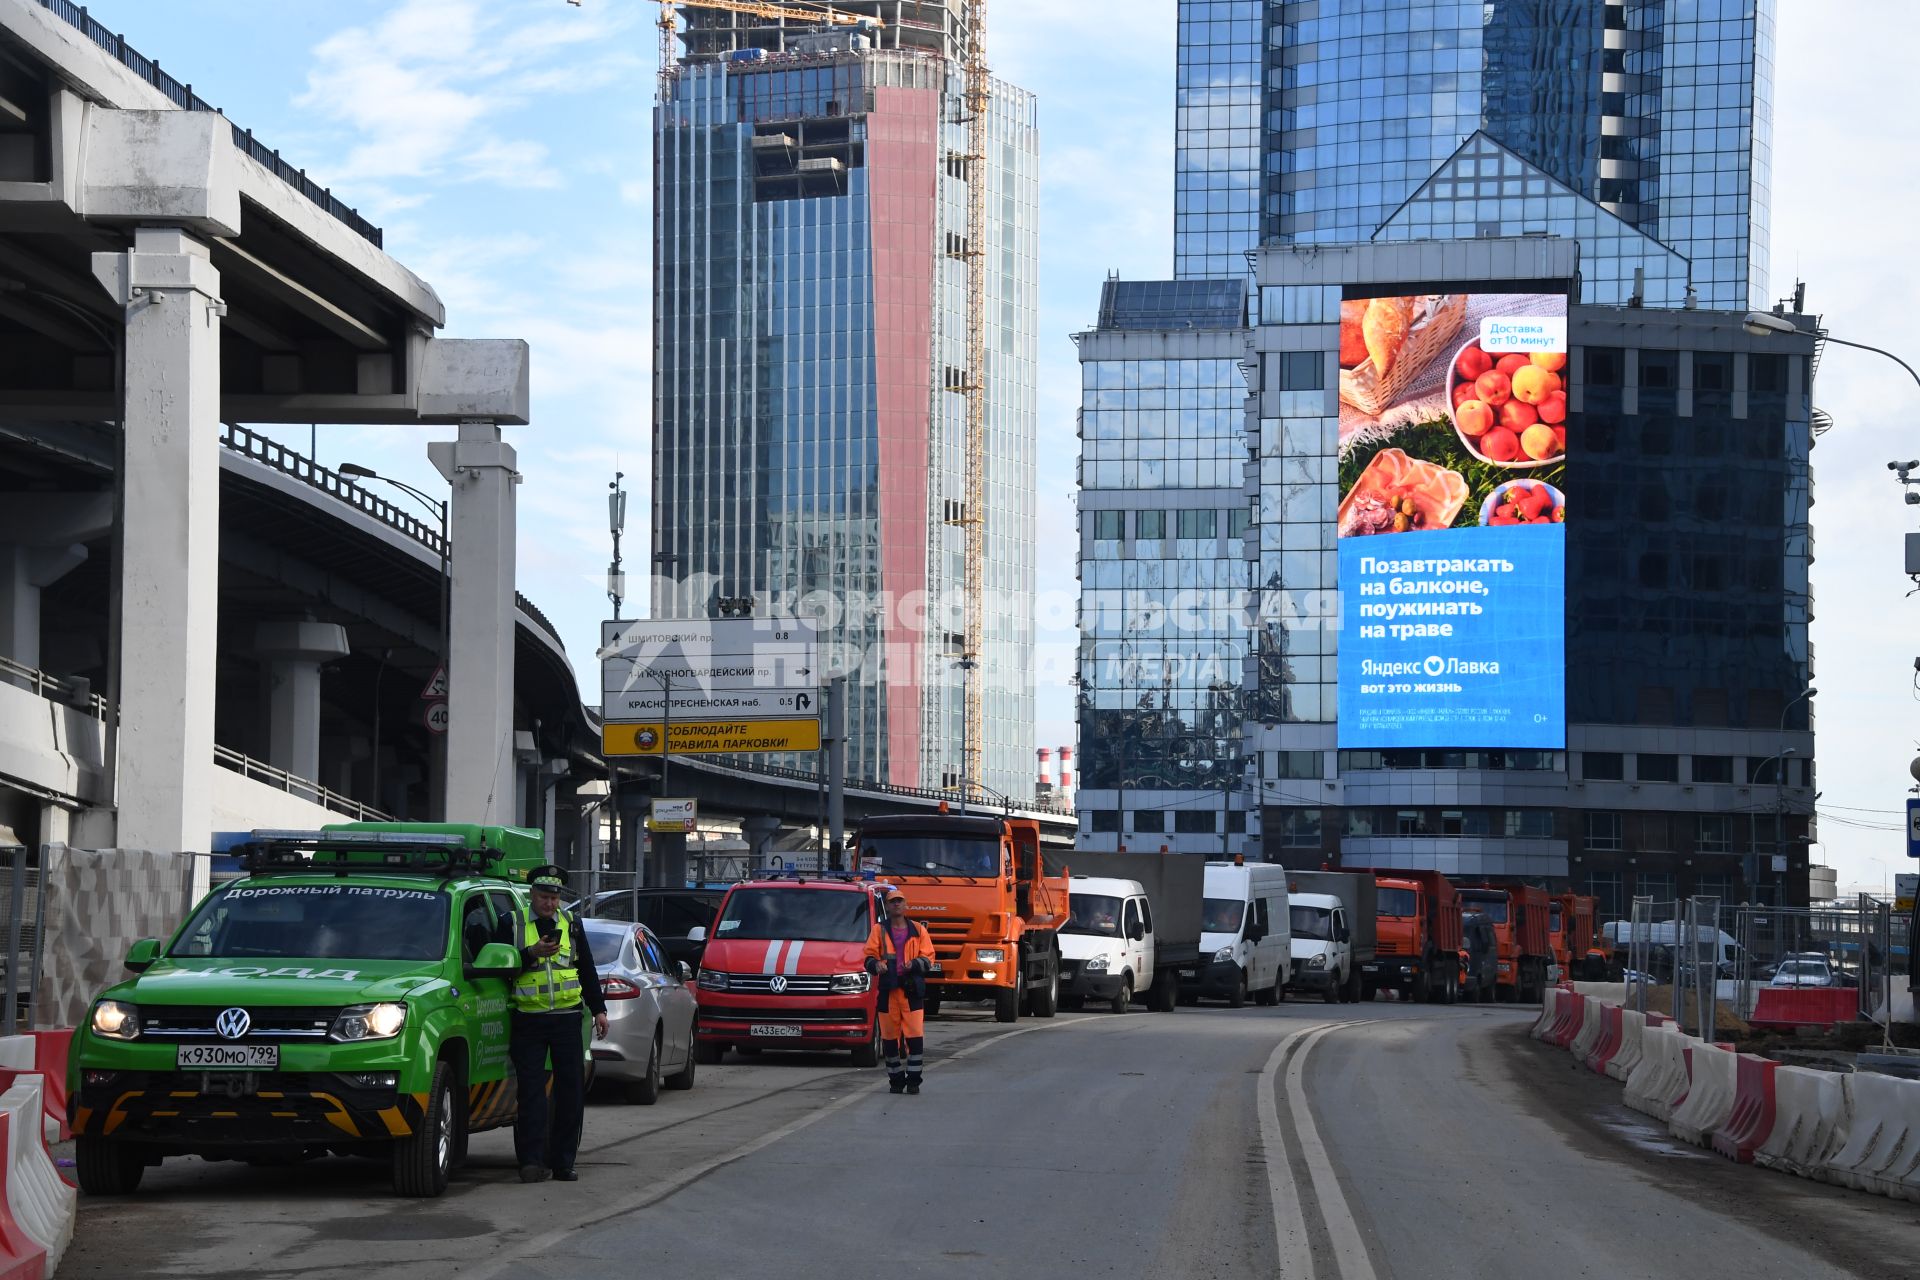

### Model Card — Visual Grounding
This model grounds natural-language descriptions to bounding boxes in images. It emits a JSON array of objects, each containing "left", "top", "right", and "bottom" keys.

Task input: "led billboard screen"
[{"left": 1335, "top": 288, "right": 1568, "bottom": 748}]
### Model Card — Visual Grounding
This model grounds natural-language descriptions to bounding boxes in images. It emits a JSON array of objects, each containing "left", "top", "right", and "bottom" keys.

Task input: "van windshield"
[
  {"left": 1290, "top": 905, "right": 1332, "bottom": 940},
  {"left": 1376, "top": 888, "right": 1417, "bottom": 917},
  {"left": 1066, "top": 895, "right": 1124, "bottom": 936},
  {"left": 1202, "top": 898, "right": 1244, "bottom": 933},
  {"left": 1459, "top": 896, "right": 1508, "bottom": 924},
  {"left": 713, "top": 889, "right": 871, "bottom": 943},
  {"left": 171, "top": 884, "right": 448, "bottom": 961},
  {"left": 859, "top": 836, "right": 1001, "bottom": 879}
]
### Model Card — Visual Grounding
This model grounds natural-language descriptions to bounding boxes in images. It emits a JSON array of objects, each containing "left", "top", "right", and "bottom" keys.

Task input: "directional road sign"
[
  {"left": 602, "top": 718, "right": 822, "bottom": 756},
  {"left": 599, "top": 618, "right": 823, "bottom": 731}
]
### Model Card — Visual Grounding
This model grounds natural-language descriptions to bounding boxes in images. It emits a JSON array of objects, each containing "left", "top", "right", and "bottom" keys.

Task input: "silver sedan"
[{"left": 582, "top": 919, "right": 700, "bottom": 1104}]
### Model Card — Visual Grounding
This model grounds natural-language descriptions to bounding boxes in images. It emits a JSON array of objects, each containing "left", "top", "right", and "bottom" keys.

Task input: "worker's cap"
[
  {"left": 528, "top": 864, "right": 568, "bottom": 892},
  {"left": 883, "top": 889, "right": 907, "bottom": 904}
]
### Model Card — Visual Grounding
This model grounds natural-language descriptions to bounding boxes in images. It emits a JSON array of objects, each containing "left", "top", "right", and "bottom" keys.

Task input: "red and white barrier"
[
  {"left": 1605, "top": 1009, "right": 1646, "bottom": 1082},
  {"left": 1753, "top": 1065, "right": 1850, "bottom": 1179},
  {"left": 1819, "top": 1071, "right": 1920, "bottom": 1202},
  {"left": 1567, "top": 997, "right": 1606, "bottom": 1059},
  {"left": 1582, "top": 1003, "right": 1625, "bottom": 1075},
  {"left": 1710, "top": 1054, "right": 1778, "bottom": 1163},
  {"left": 0, "top": 1079, "right": 72, "bottom": 1274},
  {"left": 1624, "top": 1025, "right": 1690, "bottom": 1122},
  {"left": 0, "top": 1038, "right": 67, "bottom": 1148},
  {"left": 1548, "top": 993, "right": 1587, "bottom": 1049},
  {"left": 1670, "top": 1043, "right": 1738, "bottom": 1146},
  {"left": 1530, "top": 987, "right": 1561, "bottom": 1040}
]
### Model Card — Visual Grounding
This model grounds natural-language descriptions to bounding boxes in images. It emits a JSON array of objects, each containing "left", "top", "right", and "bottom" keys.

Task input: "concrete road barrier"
[
  {"left": 1625, "top": 1026, "right": 1690, "bottom": 1122},
  {"left": 0, "top": 1112, "right": 45, "bottom": 1280},
  {"left": 1606, "top": 1008, "right": 1646, "bottom": 1081},
  {"left": 1568, "top": 997, "right": 1606, "bottom": 1059},
  {"left": 1753, "top": 1065, "right": 1850, "bottom": 1179},
  {"left": 0, "top": 1079, "right": 72, "bottom": 1274},
  {"left": 1531, "top": 987, "right": 1560, "bottom": 1040},
  {"left": 1670, "top": 1043, "right": 1738, "bottom": 1146},
  {"left": 1710, "top": 1054, "right": 1778, "bottom": 1164},
  {"left": 1583, "top": 1003, "right": 1625, "bottom": 1075},
  {"left": 1549, "top": 993, "right": 1587, "bottom": 1049},
  {"left": 1819, "top": 1072, "right": 1920, "bottom": 1202}
]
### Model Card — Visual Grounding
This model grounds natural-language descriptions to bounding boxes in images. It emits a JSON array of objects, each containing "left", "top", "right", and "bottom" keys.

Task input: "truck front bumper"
[
  {"left": 1289, "top": 965, "right": 1338, "bottom": 992},
  {"left": 1177, "top": 959, "right": 1242, "bottom": 999},
  {"left": 1058, "top": 960, "right": 1125, "bottom": 1001},
  {"left": 1359, "top": 958, "right": 1420, "bottom": 991},
  {"left": 72, "top": 1071, "right": 420, "bottom": 1148}
]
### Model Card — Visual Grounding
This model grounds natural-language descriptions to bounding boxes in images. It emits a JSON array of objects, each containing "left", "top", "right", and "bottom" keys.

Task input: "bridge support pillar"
[
  {"left": 430, "top": 420, "right": 518, "bottom": 823},
  {"left": 254, "top": 620, "right": 350, "bottom": 785},
  {"left": 0, "top": 493, "right": 112, "bottom": 679},
  {"left": 92, "top": 228, "right": 225, "bottom": 853}
]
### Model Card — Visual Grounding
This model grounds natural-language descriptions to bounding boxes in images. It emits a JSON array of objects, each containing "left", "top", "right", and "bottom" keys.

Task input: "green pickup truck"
[{"left": 69, "top": 823, "right": 586, "bottom": 1197}]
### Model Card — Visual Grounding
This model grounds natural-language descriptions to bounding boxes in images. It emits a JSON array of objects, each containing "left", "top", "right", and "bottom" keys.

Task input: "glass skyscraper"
[
  {"left": 652, "top": 9, "right": 1038, "bottom": 798},
  {"left": 1172, "top": 0, "right": 1774, "bottom": 310}
]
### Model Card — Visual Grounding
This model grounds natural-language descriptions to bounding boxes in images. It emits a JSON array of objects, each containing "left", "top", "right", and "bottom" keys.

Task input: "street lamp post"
[
  {"left": 1209, "top": 680, "right": 1241, "bottom": 860},
  {"left": 1743, "top": 311, "right": 1920, "bottom": 390},
  {"left": 954, "top": 657, "right": 979, "bottom": 815}
]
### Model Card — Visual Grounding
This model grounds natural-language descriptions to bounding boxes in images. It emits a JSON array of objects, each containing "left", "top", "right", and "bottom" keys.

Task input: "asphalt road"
[{"left": 61, "top": 1000, "right": 1920, "bottom": 1279}]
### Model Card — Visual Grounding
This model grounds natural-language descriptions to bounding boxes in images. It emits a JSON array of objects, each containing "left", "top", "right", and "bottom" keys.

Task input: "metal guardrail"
[
  {"left": 217, "top": 423, "right": 566, "bottom": 647},
  {"left": 34, "top": 0, "right": 384, "bottom": 248},
  {"left": 212, "top": 746, "right": 392, "bottom": 822},
  {"left": 687, "top": 752, "right": 1074, "bottom": 818},
  {"left": 0, "top": 653, "right": 110, "bottom": 720}
]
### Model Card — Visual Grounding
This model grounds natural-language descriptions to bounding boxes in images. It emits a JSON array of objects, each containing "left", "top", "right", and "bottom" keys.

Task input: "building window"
[
  {"left": 1228, "top": 508, "right": 1252, "bottom": 539},
  {"left": 1396, "top": 810, "right": 1432, "bottom": 837},
  {"left": 1747, "top": 756, "right": 1788, "bottom": 786},
  {"left": 1696, "top": 815, "right": 1731, "bottom": 853},
  {"left": 1637, "top": 872, "right": 1675, "bottom": 903},
  {"left": 1225, "top": 810, "right": 1247, "bottom": 834},
  {"left": 1276, "top": 809, "right": 1322, "bottom": 848},
  {"left": 1691, "top": 756, "right": 1733, "bottom": 785},
  {"left": 1132, "top": 810, "right": 1165, "bottom": 834},
  {"left": 1269, "top": 750, "right": 1321, "bottom": 780},
  {"left": 1636, "top": 753, "right": 1679, "bottom": 783},
  {"left": 1582, "top": 752, "right": 1624, "bottom": 781},
  {"left": 1174, "top": 810, "right": 1216, "bottom": 835},
  {"left": 1586, "top": 812, "right": 1623, "bottom": 851},
  {"left": 1504, "top": 810, "right": 1555, "bottom": 839},
  {"left": 1177, "top": 510, "right": 1217, "bottom": 539},
  {"left": 1277, "top": 350, "right": 1323, "bottom": 390},
  {"left": 1088, "top": 810, "right": 1119, "bottom": 834},
  {"left": 1091, "top": 510, "right": 1124, "bottom": 540},
  {"left": 1136, "top": 510, "right": 1166, "bottom": 540},
  {"left": 1695, "top": 873, "right": 1733, "bottom": 902},
  {"left": 1587, "top": 871, "right": 1623, "bottom": 922},
  {"left": 1585, "top": 347, "right": 1623, "bottom": 386}
]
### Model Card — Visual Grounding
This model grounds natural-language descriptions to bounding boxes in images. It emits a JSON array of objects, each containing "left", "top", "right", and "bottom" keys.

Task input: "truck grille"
[
  {"left": 720, "top": 974, "right": 833, "bottom": 995},
  {"left": 139, "top": 1007, "right": 338, "bottom": 1041},
  {"left": 920, "top": 917, "right": 977, "bottom": 963},
  {"left": 699, "top": 1006, "right": 863, "bottom": 1025},
  {"left": 1376, "top": 940, "right": 1410, "bottom": 956}
]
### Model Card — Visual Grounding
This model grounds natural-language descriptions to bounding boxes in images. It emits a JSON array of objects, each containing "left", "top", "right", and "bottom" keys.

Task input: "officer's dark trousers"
[{"left": 510, "top": 1009, "right": 586, "bottom": 1172}]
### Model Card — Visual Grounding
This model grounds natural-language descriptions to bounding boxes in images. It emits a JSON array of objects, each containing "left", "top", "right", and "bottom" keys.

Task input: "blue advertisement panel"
[{"left": 1334, "top": 289, "right": 1568, "bottom": 748}]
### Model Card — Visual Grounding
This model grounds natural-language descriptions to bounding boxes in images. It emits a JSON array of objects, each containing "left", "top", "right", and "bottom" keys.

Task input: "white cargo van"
[
  {"left": 1058, "top": 875, "right": 1157, "bottom": 1013},
  {"left": 1184, "top": 861, "right": 1291, "bottom": 1007}
]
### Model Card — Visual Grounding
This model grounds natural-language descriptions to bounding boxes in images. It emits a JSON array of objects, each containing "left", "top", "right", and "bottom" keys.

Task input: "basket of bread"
[{"left": 1337, "top": 293, "right": 1468, "bottom": 417}]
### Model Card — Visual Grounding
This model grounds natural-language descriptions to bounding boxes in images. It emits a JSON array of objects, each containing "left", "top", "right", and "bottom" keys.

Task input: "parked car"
[
  {"left": 581, "top": 919, "right": 700, "bottom": 1103},
  {"left": 578, "top": 888, "right": 723, "bottom": 971},
  {"left": 1768, "top": 956, "right": 1837, "bottom": 988},
  {"left": 1459, "top": 912, "right": 1499, "bottom": 1002}
]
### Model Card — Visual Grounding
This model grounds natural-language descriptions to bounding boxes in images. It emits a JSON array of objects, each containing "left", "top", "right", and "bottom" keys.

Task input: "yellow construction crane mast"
[
  {"left": 653, "top": 0, "right": 880, "bottom": 85},
  {"left": 957, "top": 2, "right": 989, "bottom": 802}
]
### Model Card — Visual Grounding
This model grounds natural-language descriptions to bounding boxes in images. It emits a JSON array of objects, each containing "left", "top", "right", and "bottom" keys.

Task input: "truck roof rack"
[{"left": 230, "top": 829, "right": 514, "bottom": 879}]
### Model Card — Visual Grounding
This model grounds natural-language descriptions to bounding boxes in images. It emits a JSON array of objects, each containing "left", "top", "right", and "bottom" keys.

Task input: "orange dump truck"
[
  {"left": 1456, "top": 883, "right": 1551, "bottom": 1003},
  {"left": 1550, "top": 893, "right": 1608, "bottom": 981},
  {"left": 1362, "top": 870, "right": 1463, "bottom": 1003},
  {"left": 849, "top": 812, "right": 1069, "bottom": 1022}
]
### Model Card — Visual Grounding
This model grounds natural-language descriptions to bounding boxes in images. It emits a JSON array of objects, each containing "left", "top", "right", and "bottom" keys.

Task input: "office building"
[{"left": 651, "top": 5, "right": 1038, "bottom": 796}]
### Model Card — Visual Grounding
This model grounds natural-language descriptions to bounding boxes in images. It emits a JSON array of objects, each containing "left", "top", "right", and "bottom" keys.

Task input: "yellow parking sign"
[{"left": 602, "top": 718, "right": 821, "bottom": 756}]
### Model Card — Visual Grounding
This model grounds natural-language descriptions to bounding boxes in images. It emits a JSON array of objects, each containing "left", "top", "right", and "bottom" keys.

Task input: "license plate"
[
  {"left": 177, "top": 1044, "right": 278, "bottom": 1069},
  {"left": 1178, "top": 970, "right": 1196, "bottom": 980},
  {"left": 1361, "top": 964, "right": 1380, "bottom": 974},
  {"left": 748, "top": 1023, "right": 801, "bottom": 1038}
]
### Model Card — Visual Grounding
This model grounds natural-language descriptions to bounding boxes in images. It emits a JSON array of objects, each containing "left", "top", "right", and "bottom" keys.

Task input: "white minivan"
[
  {"left": 1058, "top": 875, "right": 1157, "bottom": 1012},
  {"left": 1185, "top": 861, "right": 1292, "bottom": 1007}
]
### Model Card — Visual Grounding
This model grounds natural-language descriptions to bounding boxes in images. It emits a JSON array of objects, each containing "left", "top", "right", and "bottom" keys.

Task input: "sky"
[{"left": 81, "top": 0, "right": 1920, "bottom": 896}]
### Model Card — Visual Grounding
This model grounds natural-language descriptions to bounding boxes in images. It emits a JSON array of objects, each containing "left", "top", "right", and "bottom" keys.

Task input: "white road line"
[
  {"left": 464, "top": 1013, "right": 1104, "bottom": 1279},
  {"left": 1258, "top": 1020, "right": 1379, "bottom": 1280}
]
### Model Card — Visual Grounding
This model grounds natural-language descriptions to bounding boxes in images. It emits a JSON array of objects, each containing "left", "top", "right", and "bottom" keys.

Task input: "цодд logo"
[{"left": 636, "top": 727, "right": 659, "bottom": 750}]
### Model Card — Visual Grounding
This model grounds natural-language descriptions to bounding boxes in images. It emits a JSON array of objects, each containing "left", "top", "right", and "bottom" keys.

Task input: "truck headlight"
[
  {"left": 698, "top": 969, "right": 729, "bottom": 991},
  {"left": 1083, "top": 955, "right": 1109, "bottom": 971},
  {"left": 330, "top": 1002, "right": 407, "bottom": 1042},
  {"left": 1498, "top": 962, "right": 1512, "bottom": 973},
  {"left": 91, "top": 1000, "right": 140, "bottom": 1041},
  {"left": 1305, "top": 955, "right": 1326, "bottom": 969},
  {"left": 975, "top": 948, "right": 1006, "bottom": 964},
  {"left": 829, "top": 972, "right": 870, "bottom": 994},
  {"left": 1213, "top": 947, "right": 1236, "bottom": 964}
]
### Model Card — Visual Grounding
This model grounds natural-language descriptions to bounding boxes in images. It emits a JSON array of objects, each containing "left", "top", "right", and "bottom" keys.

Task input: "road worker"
[
  {"left": 511, "top": 864, "right": 609, "bottom": 1182},
  {"left": 863, "top": 888, "right": 935, "bottom": 1094}
]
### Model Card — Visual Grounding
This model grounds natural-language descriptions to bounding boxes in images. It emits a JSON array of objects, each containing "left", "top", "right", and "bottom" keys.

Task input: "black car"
[
  {"left": 579, "top": 888, "right": 724, "bottom": 971},
  {"left": 1459, "top": 912, "right": 1499, "bottom": 1002}
]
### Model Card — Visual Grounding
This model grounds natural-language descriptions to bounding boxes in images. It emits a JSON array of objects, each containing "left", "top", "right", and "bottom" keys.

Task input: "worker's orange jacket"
[{"left": 864, "top": 919, "right": 935, "bottom": 1009}]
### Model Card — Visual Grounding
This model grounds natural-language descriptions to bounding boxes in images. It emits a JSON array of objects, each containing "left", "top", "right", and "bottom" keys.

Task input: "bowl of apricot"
[{"left": 1447, "top": 338, "right": 1567, "bottom": 468}]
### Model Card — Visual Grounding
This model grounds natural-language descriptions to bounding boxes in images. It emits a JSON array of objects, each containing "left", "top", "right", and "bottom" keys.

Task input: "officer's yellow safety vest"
[{"left": 513, "top": 914, "right": 584, "bottom": 1013}]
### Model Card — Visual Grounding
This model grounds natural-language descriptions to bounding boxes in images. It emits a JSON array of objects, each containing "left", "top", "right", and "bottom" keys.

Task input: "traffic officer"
[
  {"left": 511, "top": 864, "right": 609, "bottom": 1183},
  {"left": 863, "top": 889, "right": 935, "bottom": 1094}
]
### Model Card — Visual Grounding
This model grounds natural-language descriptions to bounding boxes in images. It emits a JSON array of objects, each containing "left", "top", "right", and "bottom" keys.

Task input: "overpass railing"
[
  {"left": 0, "top": 654, "right": 110, "bottom": 720},
  {"left": 682, "top": 752, "right": 1075, "bottom": 820},
  {"left": 33, "top": 1, "right": 384, "bottom": 247},
  {"left": 212, "top": 746, "right": 393, "bottom": 824},
  {"left": 218, "top": 423, "right": 566, "bottom": 648}
]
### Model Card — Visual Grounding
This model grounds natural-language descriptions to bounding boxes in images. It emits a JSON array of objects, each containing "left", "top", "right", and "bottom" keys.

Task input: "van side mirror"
[
  {"left": 1335, "top": 924, "right": 1350, "bottom": 943},
  {"left": 469, "top": 941, "right": 521, "bottom": 979},
  {"left": 1244, "top": 923, "right": 1264, "bottom": 944},
  {"left": 124, "top": 938, "right": 161, "bottom": 972},
  {"left": 687, "top": 925, "right": 707, "bottom": 944},
  {"left": 1128, "top": 921, "right": 1145, "bottom": 941}
]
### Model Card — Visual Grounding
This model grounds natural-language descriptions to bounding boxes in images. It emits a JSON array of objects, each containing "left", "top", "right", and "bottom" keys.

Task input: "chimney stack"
[
  {"left": 1057, "top": 746, "right": 1074, "bottom": 811},
  {"left": 1036, "top": 747, "right": 1053, "bottom": 793}
]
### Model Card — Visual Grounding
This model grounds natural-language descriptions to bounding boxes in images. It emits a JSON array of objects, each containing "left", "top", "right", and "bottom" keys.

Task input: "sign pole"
[{"left": 828, "top": 674, "right": 846, "bottom": 870}]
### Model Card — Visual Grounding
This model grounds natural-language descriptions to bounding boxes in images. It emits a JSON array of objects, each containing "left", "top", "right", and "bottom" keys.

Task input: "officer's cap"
[{"left": 529, "top": 864, "right": 568, "bottom": 892}]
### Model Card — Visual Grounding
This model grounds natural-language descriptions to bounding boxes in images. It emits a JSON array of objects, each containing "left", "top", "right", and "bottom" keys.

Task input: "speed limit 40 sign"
[{"left": 424, "top": 701, "right": 449, "bottom": 734}]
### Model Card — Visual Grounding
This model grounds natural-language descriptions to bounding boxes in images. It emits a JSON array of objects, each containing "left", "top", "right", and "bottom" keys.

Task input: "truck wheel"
[
  {"left": 1361, "top": 980, "right": 1377, "bottom": 1002},
  {"left": 993, "top": 985, "right": 1020, "bottom": 1022},
  {"left": 693, "top": 1039, "right": 724, "bottom": 1065},
  {"left": 1109, "top": 976, "right": 1133, "bottom": 1015},
  {"left": 852, "top": 1018, "right": 881, "bottom": 1068},
  {"left": 393, "top": 1059, "right": 460, "bottom": 1198},
  {"left": 1228, "top": 972, "right": 1248, "bottom": 1009},
  {"left": 75, "top": 1136, "right": 145, "bottom": 1196},
  {"left": 1411, "top": 971, "right": 1431, "bottom": 1004},
  {"left": 626, "top": 1032, "right": 663, "bottom": 1105},
  {"left": 1444, "top": 971, "right": 1459, "bottom": 1004},
  {"left": 924, "top": 998, "right": 943, "bottom": 1019},
  {"left": 1148, "top": 973, "right": 1177, "bottom": 1012},
  {"left": 1031, "top": 958, "right": 1059, "bottom": 1019},
  {"left": 1322, "top": 973, "right": 1341, "bottom": 1005}
]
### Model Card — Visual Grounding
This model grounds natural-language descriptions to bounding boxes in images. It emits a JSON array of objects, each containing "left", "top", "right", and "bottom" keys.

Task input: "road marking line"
[
  {"left": 1258, "top": 1019, "right": 1379, "bottom": 1280},
  {"left": 463, "top": 1013, "right": 1103, "bottom": 1278}
]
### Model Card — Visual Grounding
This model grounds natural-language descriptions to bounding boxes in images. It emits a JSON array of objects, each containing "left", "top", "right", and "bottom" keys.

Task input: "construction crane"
[
  {"left": 651, "top": 0, "right": 881, "bottom": 84},
  {"left": 958, "top": 0, "right": 989, "bottom": 803}
]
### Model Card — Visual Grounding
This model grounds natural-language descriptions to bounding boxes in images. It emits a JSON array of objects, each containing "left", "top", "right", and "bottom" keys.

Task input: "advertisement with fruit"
[{"left": 1334, "top": 289, "right": 1567, "bottom": 750}]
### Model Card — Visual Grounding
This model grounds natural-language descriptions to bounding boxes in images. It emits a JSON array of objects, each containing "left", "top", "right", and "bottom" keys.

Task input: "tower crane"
[
  {"left": 957, "top": 0, "right": 989, "bottom": 802},
  {"left": 649, "top": 0, "right": 881, "bottom": 84}
]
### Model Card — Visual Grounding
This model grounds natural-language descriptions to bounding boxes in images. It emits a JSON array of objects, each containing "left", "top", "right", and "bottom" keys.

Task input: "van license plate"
[
  {"left": 177, "top": 1045, "right": 278, "bottom": 1069},
  {"left": 749, "top": 1024, "right": 800, "bottom": 1038}
]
